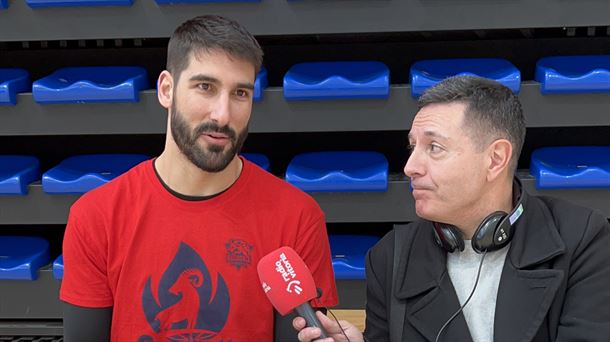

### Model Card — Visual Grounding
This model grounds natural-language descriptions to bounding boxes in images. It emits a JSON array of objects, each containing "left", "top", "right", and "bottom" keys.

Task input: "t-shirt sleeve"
[
  {"left": 294, "top": 212, "right": 339, "bottom": 309},
  {"left": 60, "top": 201, "right": 114, "bottom": 308}
]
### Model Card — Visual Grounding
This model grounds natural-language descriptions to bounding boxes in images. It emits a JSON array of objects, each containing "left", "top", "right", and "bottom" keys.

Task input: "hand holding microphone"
[
  {"left": 292, "top": 310, "right": 362, "bottom": 342},
  {"left": 257, "top": 246, "right": 363, "bottom": 342}
]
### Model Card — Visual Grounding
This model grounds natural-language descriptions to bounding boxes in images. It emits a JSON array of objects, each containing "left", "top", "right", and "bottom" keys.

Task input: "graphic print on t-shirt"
[
  {"left": 140, "top": 242, "right": 231, "bottom": 341},
  {"left": 225, "top": 238, "right": 253, "bottom": 270}
]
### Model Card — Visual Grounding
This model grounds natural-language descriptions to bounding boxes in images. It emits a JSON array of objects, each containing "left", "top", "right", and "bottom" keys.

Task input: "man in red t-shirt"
[{"left": 60, "top": 15, "right": 338, "bottom": 342}]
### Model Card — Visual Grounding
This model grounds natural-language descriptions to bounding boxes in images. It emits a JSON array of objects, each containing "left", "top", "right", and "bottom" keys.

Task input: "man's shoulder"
[
  {"left": 71, "top": 161, "right": 149, "bottom": 214},
  {"left": 529, "top": 193, "right": 609, "bottom": 246},
  {"left": 245, "top": 161, "right": 321, "bottom": 210},
  {"left": 369, "top": 220, "right": 428, "bottom": 260},
  {"left": 531, "top": 193, "right": 604, "bottom": 225}
]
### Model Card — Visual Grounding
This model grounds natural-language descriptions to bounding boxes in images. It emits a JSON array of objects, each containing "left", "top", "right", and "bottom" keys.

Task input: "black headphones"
[{"left": 432, "top": 178, "right": 525, "bottom": 253}]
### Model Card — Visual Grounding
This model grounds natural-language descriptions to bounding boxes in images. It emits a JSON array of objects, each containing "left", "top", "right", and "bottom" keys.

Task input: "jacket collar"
[{"left": 506, "top": 190, "right": 565, "bottom": 268}]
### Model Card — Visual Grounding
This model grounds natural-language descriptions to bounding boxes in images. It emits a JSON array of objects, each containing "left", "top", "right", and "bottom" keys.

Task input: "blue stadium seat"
[
  {"left": 536, "top": 55, "right": 610, "bottom": 94},
  {"left": 0, "top": 236, "right": 50, "bottom": 280},
  {"left": 286, "top": 151, "right": 388, "bottom": 192},
  {"left": 0, "top": 156, "right": 40, "bottom": 195},
  {"left": 241, "top": 153, "right": 270, "bottom": 171},
  {"left": 26, "top": 0, "right": 132, "bottom": 8},
  {"left": 32, "top": 66, "right": 148, "bottom": 104},
  {"left": 0, "top": 69, "right": 30, "bottom": 105},
  {"left": 0, "top": 0, "right": 7, "bottom": 8},
  {"left": 410, "top": 58, "right": 521, "bottom": 98},
  {"left": 329, "top": 235, "right": 379, "bottom": 280},
  {"left": 42, "top": 154, "right": 149, "bottom": 194},
  {"left": 254, "top": 66, "right": 268, "bottom": 102},
  {"left": 53, "top": 255, "right": 64, "bottom": 280},
  {"left": 530, "top": 146, "right": 610, "bottom": 189},
  {"left": 283, "top": 61, "right": 390, "bottom": 100},
  {"left": 155, "top": 0, "right": 259, "bottom": 4}
]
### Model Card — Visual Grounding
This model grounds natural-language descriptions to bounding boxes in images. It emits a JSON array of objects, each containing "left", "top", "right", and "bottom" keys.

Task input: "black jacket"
[{"left": 364, "top": 191, "right": 610, "bottom": 342}]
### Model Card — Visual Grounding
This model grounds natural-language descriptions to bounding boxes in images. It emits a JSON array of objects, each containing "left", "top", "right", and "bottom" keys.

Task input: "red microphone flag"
[{"left": 257, "top": 246, "right": 318, "bottom": 315}]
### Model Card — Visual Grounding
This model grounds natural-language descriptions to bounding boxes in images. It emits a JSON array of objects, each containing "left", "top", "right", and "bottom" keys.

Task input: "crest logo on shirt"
[
  {"left": 140, "top": 242, "right": 231, "bottom": 341},
  {"left": 225, "top": 238, "right": 253, "bottom": 270}
]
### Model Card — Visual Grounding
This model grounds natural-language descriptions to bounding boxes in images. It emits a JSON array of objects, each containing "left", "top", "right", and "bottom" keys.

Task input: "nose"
[
  {"left": 209, "top": 92, "right": 231, "bottom": 127},
  {"left": 404, "top": 147, "right": 425, "bottom": 179}
]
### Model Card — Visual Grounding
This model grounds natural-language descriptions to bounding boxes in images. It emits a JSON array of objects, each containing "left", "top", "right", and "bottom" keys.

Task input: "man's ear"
[
  {"left": 157, "top": 70, "right": 173, "bottom": 110},
  {"left": 486, "top": 139, "right": 513, "bottom": 181}
]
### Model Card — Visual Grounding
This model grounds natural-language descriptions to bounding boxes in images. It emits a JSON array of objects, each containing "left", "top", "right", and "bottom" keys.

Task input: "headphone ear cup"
[
  {"left": 433, "top": 222, "right": 465, "bottom": 253},
  {"left": 472, "top": 211, "right": 507, "bottom": 253}
]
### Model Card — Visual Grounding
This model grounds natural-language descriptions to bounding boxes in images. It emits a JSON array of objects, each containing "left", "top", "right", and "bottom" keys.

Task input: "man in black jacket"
[{"left": 294, "top": 75, "right": 610, "bottom": 342}]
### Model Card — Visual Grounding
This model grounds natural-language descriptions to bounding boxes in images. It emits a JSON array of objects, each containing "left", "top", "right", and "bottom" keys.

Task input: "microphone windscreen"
[{"left": 257, "top": 246, "right": 318, "bottom": 315}]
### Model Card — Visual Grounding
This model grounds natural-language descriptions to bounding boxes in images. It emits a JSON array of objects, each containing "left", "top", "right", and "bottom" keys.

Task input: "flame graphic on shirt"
[{"left": 140, "top": 242, "right": 230, "bottom": 340}]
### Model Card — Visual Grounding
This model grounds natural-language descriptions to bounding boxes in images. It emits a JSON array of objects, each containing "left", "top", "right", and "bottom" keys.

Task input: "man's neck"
[
  {"left": 458, "top": 180, "right": 514, "bottom": 240},
  {"left": 155, "top": 148, "right": 243, "bottom": 197}
]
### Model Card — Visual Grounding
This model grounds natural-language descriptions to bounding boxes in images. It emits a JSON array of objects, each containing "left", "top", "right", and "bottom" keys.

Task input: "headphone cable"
[
  {"left": 434, "top": 250, "right": 488, "bottom": 342},
  {"left": 317, "top": 287, "right": 351, "bottom": 342},
  {"left": 326, "top": 308, "right": 352, "bottom": 342}
]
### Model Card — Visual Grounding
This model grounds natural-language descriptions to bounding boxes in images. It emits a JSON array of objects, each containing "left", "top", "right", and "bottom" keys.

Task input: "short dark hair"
[
  {"left": 167, "top": 15, "right": 263, "bottom": 82},
  {"left": 417, "top": 75, "right": 525, "bottom": 174}
]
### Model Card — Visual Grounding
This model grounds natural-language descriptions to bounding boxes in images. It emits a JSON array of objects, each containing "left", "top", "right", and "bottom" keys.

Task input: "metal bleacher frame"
[
  {"left": 1, "top": 83, "right": 610, "bottom": 135},
  {"left": 1, "top": 0, "right": 610, "bottom": 338},
  {"left": 1, "top": 1, "right": 610, "bottom": 41}
]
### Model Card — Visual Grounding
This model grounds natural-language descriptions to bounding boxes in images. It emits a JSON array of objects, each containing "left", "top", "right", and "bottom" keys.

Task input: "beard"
[{"left": 170, "top": 102, "right": 248, "bottom": 173}]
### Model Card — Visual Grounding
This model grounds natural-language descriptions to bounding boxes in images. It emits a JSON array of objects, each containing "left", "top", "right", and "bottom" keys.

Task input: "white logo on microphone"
[
  {"left": 276, "top": 253, "right": 297, "bottom": 281},
  {"left": 287, "top": 280, "right": 302, "bottom": 294},
  {"left": 262, "top": 281, "right": 271, "bottom": 293}
]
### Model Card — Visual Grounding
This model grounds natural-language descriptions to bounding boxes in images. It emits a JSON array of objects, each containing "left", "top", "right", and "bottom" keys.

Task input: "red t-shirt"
[{"left": 60, "top": 158, "right": 338, "bottom": 341}]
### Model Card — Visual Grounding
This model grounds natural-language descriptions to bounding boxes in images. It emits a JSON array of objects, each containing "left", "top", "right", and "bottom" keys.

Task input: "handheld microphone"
[{"left": 257, "top": 246, "right": 329, "bottom": 338}]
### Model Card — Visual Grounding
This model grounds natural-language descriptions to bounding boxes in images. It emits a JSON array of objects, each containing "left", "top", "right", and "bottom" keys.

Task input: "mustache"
[{"left": 193, "top": 122, "right": 237, "bottom": 140}]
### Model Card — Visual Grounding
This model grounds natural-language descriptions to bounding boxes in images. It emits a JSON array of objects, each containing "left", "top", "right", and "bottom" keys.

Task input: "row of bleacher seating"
[
  {"left": 1, "top": 0, "right": 262, "bottom": 9},
  {"left": 3, "top": 147, "right": 607, "bottom": 281},
  {"left": 1, "top": 147, "right": 610, "bottom": 196},
  {"left": 0, "top": 234, "right": 376, "bottom": 281},
  {"left": 1, "top": 55, "right": 609, "bottom": 105},
  {"left": 0, "top": 236, "right": 62, "bottom": 280}
]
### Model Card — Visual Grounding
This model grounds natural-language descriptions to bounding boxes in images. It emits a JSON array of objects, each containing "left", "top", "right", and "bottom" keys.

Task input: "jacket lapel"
[
  {"left": 394, "top": 222, "right": 474, "bottom": 342},
  {"left": 494, "top": 192, "right": 566, "bottom": 342}
]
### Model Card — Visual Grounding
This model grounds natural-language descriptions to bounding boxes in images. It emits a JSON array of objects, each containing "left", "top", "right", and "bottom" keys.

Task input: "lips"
[
  {"left": 411, "top": 185, "right": 433, "bottom": 200},
  {"left": 200, "top": 132, "right": 231, "bottom": 146},
  {"left": 411, "top": 185, "right": 432, "bottom": 191},
  {"left": 205, "top": 132, "right": 229, "bottom": 139}
]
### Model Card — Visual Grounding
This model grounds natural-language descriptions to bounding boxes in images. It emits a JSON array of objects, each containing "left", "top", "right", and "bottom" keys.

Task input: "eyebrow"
[
  {"left": 408, "top": 130, "right": 450, "bottom": 142},
  {"left": 188, "top": 74, "right": 255, "bottom": 90}
]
